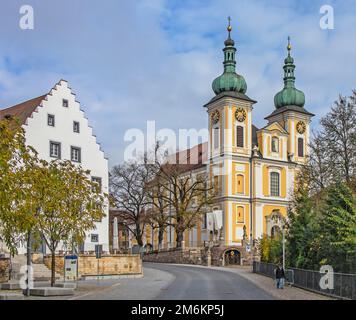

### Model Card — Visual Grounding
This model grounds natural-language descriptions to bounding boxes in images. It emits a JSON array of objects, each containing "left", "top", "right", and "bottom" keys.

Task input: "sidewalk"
[
  {"left": 223, "top": 266, "right": 333, "bottom": 300},
  {"left": 169, "top": 264, "right": 333, "bottom": 300}
]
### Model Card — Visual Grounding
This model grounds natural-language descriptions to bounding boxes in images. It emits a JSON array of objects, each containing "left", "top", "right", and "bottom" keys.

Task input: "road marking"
[
  {"left": 68, "top": 292, "right": 92, "bottom": 300},
  {"left": 68, "top": 282, "right": 120, "bottom": 300}
]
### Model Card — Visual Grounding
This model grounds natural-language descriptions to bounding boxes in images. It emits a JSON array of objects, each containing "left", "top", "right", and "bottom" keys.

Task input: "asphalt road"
[
  {"left": 25, "top": 263, "right": 275, "bottom": 300},
  {"left": 146, "top": 263, "right": 275, "bottom": 300}
]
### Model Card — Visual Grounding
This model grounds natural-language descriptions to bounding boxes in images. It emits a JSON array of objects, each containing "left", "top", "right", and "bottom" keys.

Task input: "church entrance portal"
[{"left": 224, "top": 249, "right": 241, "bottom": 266}]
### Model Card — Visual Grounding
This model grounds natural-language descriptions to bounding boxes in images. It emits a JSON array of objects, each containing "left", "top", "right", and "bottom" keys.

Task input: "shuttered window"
[
  {"left": 298, "top": 138, "right": 304, "bottom": 157},
  {"left": 236, "top": 126, "right": 244, "bottom": 148}
]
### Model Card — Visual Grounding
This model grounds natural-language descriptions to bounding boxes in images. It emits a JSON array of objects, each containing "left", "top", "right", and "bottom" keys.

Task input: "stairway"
[{"left": 10, "top": 255, "right": 61, "bottom": 282}]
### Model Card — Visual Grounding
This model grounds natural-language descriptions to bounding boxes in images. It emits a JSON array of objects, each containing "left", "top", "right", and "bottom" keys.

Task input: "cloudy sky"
[{"left": 0, "top": 0, "right": 355, "bottom": 166}]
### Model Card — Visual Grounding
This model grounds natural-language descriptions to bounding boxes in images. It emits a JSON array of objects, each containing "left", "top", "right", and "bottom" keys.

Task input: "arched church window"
[
  {"left": 236, "top": 174, "right": 244, "bottom": 194},
  {"left": 271, "top": 137, "right": 279, "bottom": 153},
  {"left": 213, "top": 126, "right": 220, "bottom": 150},
  {"left": 236, "top": 206, "right": 244, "bottom": 223},
  {"left": 270, "top": 172, "right": 280, "bottom": 197},
  {"left": 236, "top": 126, "right": 244, "bottom": 148},
  {"left": 298, "top": 137, "right": 304, "bottom": 157}
]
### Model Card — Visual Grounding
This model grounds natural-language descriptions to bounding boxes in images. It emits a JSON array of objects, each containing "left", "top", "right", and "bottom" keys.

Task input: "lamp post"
[{"left": 282, "top": 222, "right": 286, "bottom": 270}]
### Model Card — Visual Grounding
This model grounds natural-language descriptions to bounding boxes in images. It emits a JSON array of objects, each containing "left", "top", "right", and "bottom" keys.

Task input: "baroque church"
[{"left": 122, "top": 22, "right": 314, "bottom": 264}]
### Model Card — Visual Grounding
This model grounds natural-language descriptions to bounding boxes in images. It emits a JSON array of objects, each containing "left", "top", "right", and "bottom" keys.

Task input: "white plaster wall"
[{"left": 20, "top": 80, "right": 109, "bottom": 253}]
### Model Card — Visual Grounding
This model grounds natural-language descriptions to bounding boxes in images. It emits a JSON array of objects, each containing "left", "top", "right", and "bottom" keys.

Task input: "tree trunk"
[
  {"left": 158, "top": 228, "right": 164, "bottom": 251},
  {"left": 25, "top": 231, "right": 32, "bottom": 297},
  {"left": 136, "top": 224, "right": 144, "bottom": 247},
  {"left": 50, "top": 249, "right": 56, "bottom": 287},
  {"left": 176, "top": 231, "right": 184, "bottom": 248}
]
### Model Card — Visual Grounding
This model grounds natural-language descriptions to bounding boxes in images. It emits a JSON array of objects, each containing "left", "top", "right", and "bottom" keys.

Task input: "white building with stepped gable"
[{"left": 0, "top": 80, "right": 109, "bottom": 254}]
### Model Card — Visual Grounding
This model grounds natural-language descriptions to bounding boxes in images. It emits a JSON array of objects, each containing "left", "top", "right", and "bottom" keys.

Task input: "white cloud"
[{"left": 0, "top": 0, "right": 355, "bottom": 166}]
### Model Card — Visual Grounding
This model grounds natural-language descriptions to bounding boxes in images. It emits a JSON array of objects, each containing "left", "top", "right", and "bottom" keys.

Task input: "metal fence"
[{"left": 253, "top": 261, "right": 356, "bottom": 300}]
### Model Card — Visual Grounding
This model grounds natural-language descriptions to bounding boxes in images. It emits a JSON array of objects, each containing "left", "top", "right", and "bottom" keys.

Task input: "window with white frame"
[
  {"left": 270, "top": 172, "right": 280, "bottom": 197},
  {"left": 71, "top": 146, "right": 81, "bottom": 163},
  {"left": 47, "top": 114, "right": 55, "bottom": 127},
  {"left": 62, "top": 99, "right": 69, "bottom": 108},
  {"left": 91, "top": 234, "right": 99, "bottom": 243},
  {"left": 50, "top": 141, "right": 61, "bottom": 159},
  {"left": 73, "top": 121, "right": 80, "bottom": 133},
  {"left": 91, "top": 176, "right": 102, "bottom": 192}
]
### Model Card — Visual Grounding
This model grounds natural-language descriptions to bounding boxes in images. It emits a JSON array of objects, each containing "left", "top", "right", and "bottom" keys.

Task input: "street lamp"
[{"left": 282, "top": 221, "right": 286, "bottom": 270}]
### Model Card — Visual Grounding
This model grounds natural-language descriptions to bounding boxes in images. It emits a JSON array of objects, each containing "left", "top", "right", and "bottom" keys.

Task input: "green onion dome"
[
  {"left": 212, "top": 20, "right": 247, "bottom": 95},
  {"left": 274, "top": 37, "right": 305, "bottom": 108}
]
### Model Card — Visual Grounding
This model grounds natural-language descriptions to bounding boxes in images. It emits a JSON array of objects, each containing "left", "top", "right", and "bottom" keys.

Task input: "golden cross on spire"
[
  {"left": 227, "top": 16, "right": 232, "bottom": 33},
  {"left": 287, "top": 36, "right": 292, "bottom": 52}
]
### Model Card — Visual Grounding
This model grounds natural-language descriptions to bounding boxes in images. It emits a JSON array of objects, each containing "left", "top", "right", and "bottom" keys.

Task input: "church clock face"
[
  {"left": 211, "top": 110, "right": 220, "bottom": 124},
  {"left": 235, "top": 108, "right": 246, "bottom": 122},
  {"left": 296, "top": 121, "right": 306, "bottom": 134}
]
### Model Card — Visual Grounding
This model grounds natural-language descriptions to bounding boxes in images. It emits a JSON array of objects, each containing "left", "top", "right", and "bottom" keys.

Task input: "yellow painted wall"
[
  {"left": 232, "top": 162, "right": 250, "bottom": 196},
  {"left": 231, "top": 202, "right": 250, "bottom": 242},
  {"left": 263, "top": 165, "right": 269, "bottom": 196},
  {"left": 262, "top": 205, "right": 287, "bottom": 235},
  {"left": 281, "top": 167, "right": 287, "bottom": 198},
  {"left": 232, "top": 105, "right": 249, "bottom": 154}
]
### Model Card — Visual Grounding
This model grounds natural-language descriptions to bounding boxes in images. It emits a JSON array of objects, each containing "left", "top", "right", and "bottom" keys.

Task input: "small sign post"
[
  {"left": 95, "top": 245, "right": 102, "bottom": 259},
  {"left": 64, "top": 255, "right": 78, "bottom": 282},
  {"left": 95, "top": 245, "right": 102, "bottom": 280}
]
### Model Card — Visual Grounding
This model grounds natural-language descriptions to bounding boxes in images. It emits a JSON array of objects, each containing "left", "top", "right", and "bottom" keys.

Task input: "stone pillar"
[{"left": 207, "top": 248, "right": 211, "bottom": 267}]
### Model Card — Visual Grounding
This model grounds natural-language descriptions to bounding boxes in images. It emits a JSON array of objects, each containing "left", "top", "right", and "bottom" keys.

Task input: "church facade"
[
  {"left": 120, "top": 23, "right": 314, "bottom": 263},
  {"left": 202, "top": 28, "right": 314, "bottom": 249}
]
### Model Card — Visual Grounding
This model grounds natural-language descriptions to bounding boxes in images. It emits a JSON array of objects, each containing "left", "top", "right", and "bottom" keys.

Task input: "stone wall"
[
  {"left": 143, "top": 248, "right": 204, "bottom": 265},
  {"left": 144, "top": 245, "right": 254, "bottom": 267},
  {"left": 0, "top": 258, "right": 10, "bottom": 283},
  {"left": 44, "top": 254, "right": 142, "bottom": 277}
]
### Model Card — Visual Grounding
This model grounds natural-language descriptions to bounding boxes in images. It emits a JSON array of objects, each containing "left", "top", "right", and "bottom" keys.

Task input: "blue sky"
[{"left": 0, "top": 0, "right": 356, "bottom": 165}]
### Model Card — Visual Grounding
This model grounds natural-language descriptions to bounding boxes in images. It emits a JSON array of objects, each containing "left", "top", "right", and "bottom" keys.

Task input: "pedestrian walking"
[
  {"left": 275, "top": 266, "right": 281, "bottom": 288},
  {"left": 279, "top": 266, "right": 285, "bottom": 289},
  {"left": 275, "top": 265, "right": 286, "bottom": 289}
]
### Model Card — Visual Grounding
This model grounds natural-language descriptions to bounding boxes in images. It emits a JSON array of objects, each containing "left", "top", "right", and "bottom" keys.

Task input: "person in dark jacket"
[
  {"left": 275, "top": 265, "right": 285, "bottom": 289},
  {"left": 279, "top": 267, "right": 285, "bottom": 289},
  {"left": 275, "top": 266, "right": 281, "bottom": 288}
]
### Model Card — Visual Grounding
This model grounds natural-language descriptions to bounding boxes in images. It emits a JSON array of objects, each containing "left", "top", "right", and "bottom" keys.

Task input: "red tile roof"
[
  {"left": 166, "top": 142, "right": 208, "bottom": 173},
  {"left": 0, "top": 95, "right": 47, "bottom": 124}
]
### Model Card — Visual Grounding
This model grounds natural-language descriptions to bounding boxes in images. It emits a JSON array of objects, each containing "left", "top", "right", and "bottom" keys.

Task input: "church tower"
[
  {"left": 205, "top": 19, "right": 256, "bottom": 246},
  {"left": 265, "top": 38, "right": 314, "bottom": 163}
]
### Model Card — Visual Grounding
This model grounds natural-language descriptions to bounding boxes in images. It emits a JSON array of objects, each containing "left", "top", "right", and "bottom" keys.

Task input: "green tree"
[
  {"left": 0, "top": 118, "right": 39, "bottom": 256},
  {"left": 317, "top": 182, "right": 356, "bottom": 273},
  {"left": 34, "top": 160, "right": 107, "bottom": 286},
  {"left": 258, "top": 234, "right": 282, "bottom": 264},
  {"left": 286, "top": 180, "right": 318, "bottom": 269}
]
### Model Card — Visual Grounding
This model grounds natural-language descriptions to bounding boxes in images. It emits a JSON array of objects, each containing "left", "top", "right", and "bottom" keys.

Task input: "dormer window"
[
  {"left": 272, "top": 137, "right": 279, "bottom": 153},
  {"left": 62, "top": 99, "right": 69, "bottom": 108}
]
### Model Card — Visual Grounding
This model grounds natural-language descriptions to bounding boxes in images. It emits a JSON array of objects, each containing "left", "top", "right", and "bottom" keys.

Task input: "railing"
[{"left": 253, "top": 261, "right": 356, "bottom": 300}]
